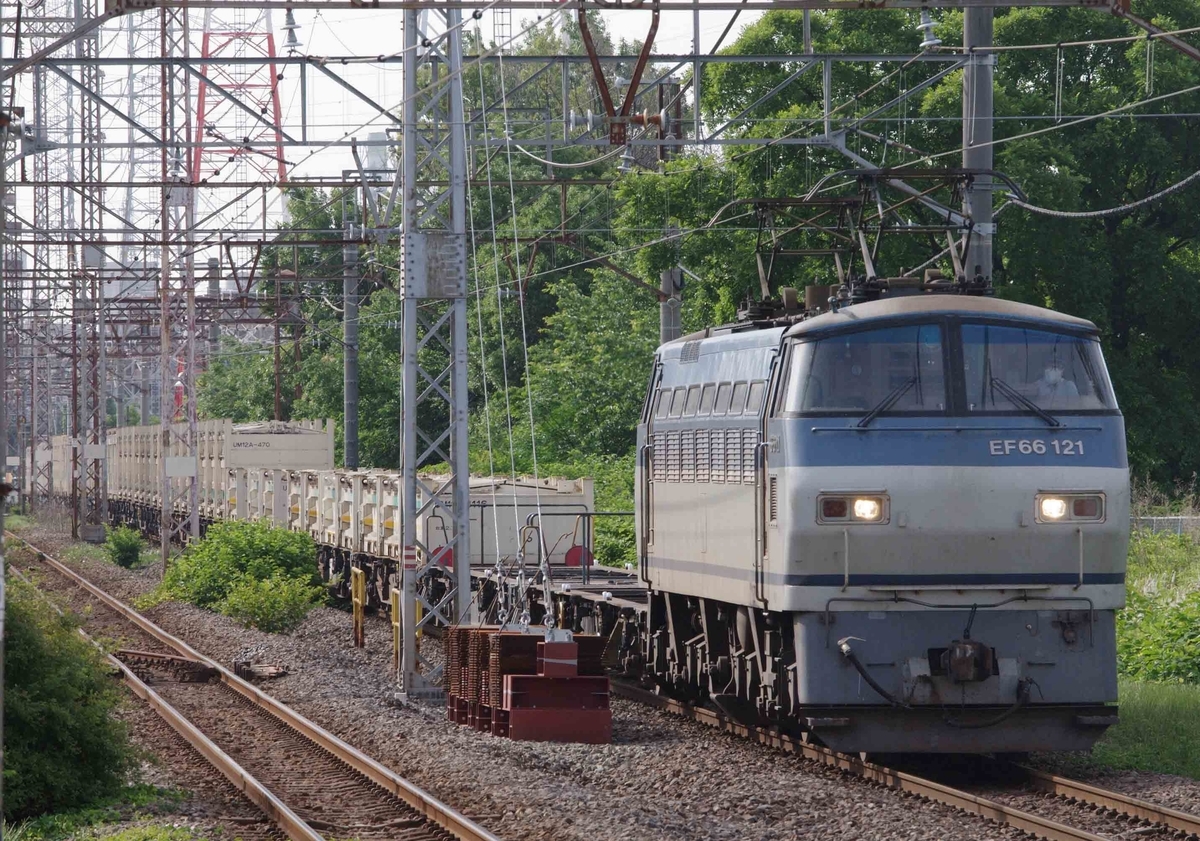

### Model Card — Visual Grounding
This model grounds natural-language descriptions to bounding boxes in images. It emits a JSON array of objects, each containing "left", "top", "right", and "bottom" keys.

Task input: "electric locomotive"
[{"left": 635, "top": 286, "right": 1128, "bottom": 753}]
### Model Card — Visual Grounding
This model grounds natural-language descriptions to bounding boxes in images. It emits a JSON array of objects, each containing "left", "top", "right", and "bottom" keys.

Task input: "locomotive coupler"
[{"left": 941, "top": 639, "right": 994, "bottom": 683}]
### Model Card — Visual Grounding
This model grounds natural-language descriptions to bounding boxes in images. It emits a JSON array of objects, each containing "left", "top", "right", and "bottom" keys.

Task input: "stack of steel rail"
[
  {"left": 5, "top": 532, "right": 500, "bottom": 841},
  {"left": 445, "top": 625, "right": 612, "bottom": 743}
]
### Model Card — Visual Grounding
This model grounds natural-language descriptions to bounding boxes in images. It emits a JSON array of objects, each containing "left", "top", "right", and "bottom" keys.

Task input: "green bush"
[
  {"left": 4, "top": 579, "right": 133, "bottom": 821},
  {"left": 155, "top": 520, "right": 323, "bottom": 632},
  {"left": 1118, "top": 589, "right": 1200, "bottom": 684},
  {"left": 218, "top": 574, "right": 325, "bottom": 633},
  {"left": 161, "top": 520, "right": 318, "bottom": 608},
  {"left": 104, "top": 526, "right": 144, "bottom": 569}
]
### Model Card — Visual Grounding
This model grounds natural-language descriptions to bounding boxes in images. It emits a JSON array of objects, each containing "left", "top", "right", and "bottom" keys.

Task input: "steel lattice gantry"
[
  {"left": 398, "top": 3, "right": 472, "bottom": 699},
  {"left": 158, "top": 5, "right": 199, "bottom": 564}
]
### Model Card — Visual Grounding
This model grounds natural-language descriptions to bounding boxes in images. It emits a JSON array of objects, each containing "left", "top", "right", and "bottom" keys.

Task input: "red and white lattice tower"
[{"left": 192, "top": 8, "right": 288, "bottom": 185}]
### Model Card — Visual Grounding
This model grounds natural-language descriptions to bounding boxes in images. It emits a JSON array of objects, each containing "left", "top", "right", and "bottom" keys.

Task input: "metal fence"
[{"left": 1130, "top": 516, "right": 1200, "bottom": 536}]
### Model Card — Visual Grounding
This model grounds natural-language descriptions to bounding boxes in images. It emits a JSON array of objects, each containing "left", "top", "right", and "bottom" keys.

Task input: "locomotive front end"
[{"left": 769, "top": 297, "right": 1128, "bottom": 753}]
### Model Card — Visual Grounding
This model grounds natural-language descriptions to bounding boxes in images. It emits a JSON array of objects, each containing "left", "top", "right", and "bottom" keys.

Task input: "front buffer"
[{"left": 793, "top": 607, "right": 1119, "bottom": 753}]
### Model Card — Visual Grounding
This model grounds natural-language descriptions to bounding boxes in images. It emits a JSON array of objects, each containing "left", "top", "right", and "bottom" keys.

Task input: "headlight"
[
  {"left": 853, "top": 498, "right": 882, "bottom": 521},
  {"left": 818, "top": 493, "right": 888, "bottom": 524},
  {"left": 1036, "top": 493, "right": 1105, "bottom": 523},
  {"left": 1040, "top": 497, "right": 1068, "bottom": 520}
]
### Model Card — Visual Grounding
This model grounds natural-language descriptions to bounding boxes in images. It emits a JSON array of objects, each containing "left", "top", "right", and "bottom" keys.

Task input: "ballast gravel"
[{"left": 17, "top": 519, "right": 1200, "bottom": 841}]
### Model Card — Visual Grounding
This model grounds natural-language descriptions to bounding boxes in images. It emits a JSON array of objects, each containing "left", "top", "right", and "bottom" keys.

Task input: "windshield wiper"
[
  {"left": 990, "top": 377, "right": 1061, "bottom": 428},
  {"left": 858, "top": 376, "right": 918, "bottom": 428}
]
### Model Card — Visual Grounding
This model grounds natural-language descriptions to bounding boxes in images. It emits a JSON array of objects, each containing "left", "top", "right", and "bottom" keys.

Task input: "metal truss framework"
[
  {"left": 0, "top": 0, "right": 1193, "bottom": 690},
  {"left": 159, "top": 5, "right": 199, "bottom": 564},
  {"left": 397, "top": 3, "right": 471, "bottom": 698}
]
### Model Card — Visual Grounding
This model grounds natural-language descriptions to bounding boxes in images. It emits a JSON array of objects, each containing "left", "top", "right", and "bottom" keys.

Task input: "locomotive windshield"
[
  {"left": 962, "top": 323, "right": 1115, "bottom": 412},
  {"left": 780, "top": 320, "right": 1117, "bottom": 417},
  {"left": 782, "top": 324, "right": 947, "bottom": 414}
]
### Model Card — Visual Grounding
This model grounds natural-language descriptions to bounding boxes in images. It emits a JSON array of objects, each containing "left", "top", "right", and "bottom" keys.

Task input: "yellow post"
[
  {"left": 351, "top": 566, "right": 366, "bottom": 648},
  {"left": 390, "top": 585, "right": 401, "bottom": 677}
]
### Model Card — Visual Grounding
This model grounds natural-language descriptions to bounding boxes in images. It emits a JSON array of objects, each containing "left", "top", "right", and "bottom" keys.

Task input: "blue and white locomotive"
[{"left": 636, "top": 291, "right": 1128, "bottom": 753}]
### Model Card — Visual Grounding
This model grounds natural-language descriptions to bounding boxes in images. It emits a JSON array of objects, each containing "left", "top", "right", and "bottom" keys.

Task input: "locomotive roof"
[{"left": 782, "top": 294, "right": 1098, "bottom": 338}]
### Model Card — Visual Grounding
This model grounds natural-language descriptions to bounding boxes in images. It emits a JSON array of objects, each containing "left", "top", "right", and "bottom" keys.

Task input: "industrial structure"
[{"left": 0, "top": 0, "right": 1194, "bottom": 701}]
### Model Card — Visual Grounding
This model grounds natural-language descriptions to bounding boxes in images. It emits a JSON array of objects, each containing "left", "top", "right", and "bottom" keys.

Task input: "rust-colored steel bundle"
[{"left": 446, "top": 626, "right": 612, "bottom": 743}]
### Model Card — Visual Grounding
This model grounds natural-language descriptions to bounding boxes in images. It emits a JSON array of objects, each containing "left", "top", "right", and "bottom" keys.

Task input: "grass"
[
  {"left": 3, "top": 786, "right": 190, "bottom": 841},
  {"left": 6, "top": 513, "right": 34, "bottom": 532},
  {"left": 61, "top": 543, "right": 108, "bottom": 565},
  {"left": 1087, "top": 680, "right": 1200, "bottom": 779},
  {"left": 1126, "top": 530, "right": 1200, "bottom": 601}
]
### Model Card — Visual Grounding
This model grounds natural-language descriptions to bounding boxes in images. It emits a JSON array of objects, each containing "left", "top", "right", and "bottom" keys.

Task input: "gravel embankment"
[{"left": 13, "top": 519, "right": 1200, "bottom": 841}]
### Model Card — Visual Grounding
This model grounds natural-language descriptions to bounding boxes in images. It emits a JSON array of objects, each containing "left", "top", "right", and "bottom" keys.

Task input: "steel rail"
[
  {"left": 5, "top": 532, "right": 502, "bottom": 841},
  {"left": 5, "top": 561, "right": 323, "bottom": 841},
  {"left": 1015, "top": 765, "right": 1200, "bottom": 837},
  {"left": 610, "top": 679, "right": 1198, "bottom": 841}
]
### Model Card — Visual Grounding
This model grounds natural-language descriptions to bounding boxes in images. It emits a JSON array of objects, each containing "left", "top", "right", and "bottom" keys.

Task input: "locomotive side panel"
[{"left": 641, "top": 329, "right": 781, "bottom": 606}]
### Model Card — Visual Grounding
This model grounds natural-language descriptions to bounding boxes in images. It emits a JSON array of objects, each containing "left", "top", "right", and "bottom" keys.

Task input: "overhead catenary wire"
[
  {"left": 1007, "top": 167, "right": 1200, "bottom": 219},
  {"left": 495, "top": 13, "right": 552, "bottom": 595}
]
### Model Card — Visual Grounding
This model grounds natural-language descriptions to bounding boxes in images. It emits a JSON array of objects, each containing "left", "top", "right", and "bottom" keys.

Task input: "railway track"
[
  {"left": 11, "top": 528, "right": 1199, "bottom": 841},
  {"left": 610, "top": 680, "right": 1200, "bottom": 841},
  {"left": 5, "top": 532, "right": 501, "bottom": 841}
]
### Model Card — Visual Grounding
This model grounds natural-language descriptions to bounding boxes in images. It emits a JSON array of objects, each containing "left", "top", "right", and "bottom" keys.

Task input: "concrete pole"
[
  {"left": 660, "top": 268, "right": 682, "bottom": 345},
  {"left": 114, "top": 363, "right": 125, "bottom": 428},
  {"left": 343, "top": 226, "right": 359, "bottom": 469},
  {"left": 206, "top": 256, "right": 220, "bottom": 362},
  {"left": 962, "top": 7, "right": 994, "bottom": 284},
  {"left": 139, "top": 340, "right": 151, "bottom": 424}
]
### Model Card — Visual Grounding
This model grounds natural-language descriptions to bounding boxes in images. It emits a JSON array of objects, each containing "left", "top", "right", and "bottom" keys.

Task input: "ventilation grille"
[
  {"left": 680, "top": 341, "right": 702, "bottom": 363},
  {"left": 695, "top": 430, "right": 711, "bottom": 483},
  {"left": 769, "top": 476, "right": 778, "bottom": 523},
  {"left": 681, "top": 430, "right": 696, "bottom": 483},
  {"left": 647, "top": 427, "right": 760, "bottom": 484},
  {"left": 650, "top": 433, "right": 666, "bottom": 482}
]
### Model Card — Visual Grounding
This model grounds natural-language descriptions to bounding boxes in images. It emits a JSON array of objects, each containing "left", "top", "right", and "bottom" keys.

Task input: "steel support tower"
[
  {"left": 398, "top": 2, "right": 471, "bottom": 698},
  {"left": 27, "top": 0, "right": 78, "bottom": 514},
  {"left": 159, "top": 5, "right": 199, "bottom": 565},
  {"left": 74, "top": 0, "right": 107, "bottom": 542},
  {"left": 193, "top": 7, "right": 286, "bottom": 185}
]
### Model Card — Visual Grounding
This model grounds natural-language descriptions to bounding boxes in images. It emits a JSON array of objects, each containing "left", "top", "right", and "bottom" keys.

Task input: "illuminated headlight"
[
  {"left": 818, "top": 493, "right": 888, "bottom": 524},
  {"left": 1040, "top": 497, "right": 1068, "bottom": 520},
  {"left": 853, "top": 498, "right": 882, "bottom": 521},
  {"left": 1036, "top": 493, "right": 1105, "bottom": 524}
]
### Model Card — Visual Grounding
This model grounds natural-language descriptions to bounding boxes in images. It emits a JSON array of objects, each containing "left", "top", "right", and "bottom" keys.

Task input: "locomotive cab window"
[
  {"left": 783, "top": 323, "right": 947, "bottom": 415},
  {"left": 962, "top": 324, "right": 1116, "bottom": 413},
  {"left": 668, "top": 387, "right": 686, "bottom": 417},
  {"left": 729, "top": 382, "right": 749, "bottom": 415},
  {"left": 714, "top": 383, "right": 733, "bottom": 415},
  {"left": 654, "top": 389, "right": 671, "bottom": 419},
  {"left": 746, "top": 381, "right": 766, "bottom": 415}
]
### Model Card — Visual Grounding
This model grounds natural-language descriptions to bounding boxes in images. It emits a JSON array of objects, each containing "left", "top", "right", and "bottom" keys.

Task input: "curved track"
[
  {"left": 610, "top": 680, "right": 1200, "bottom": 841},
  {"left": 5, "top": 532, "right": 501, "bottom": 841}
]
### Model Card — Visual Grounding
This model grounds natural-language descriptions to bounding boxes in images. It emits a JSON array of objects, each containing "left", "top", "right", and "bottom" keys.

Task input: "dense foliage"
[
  {"left": 3, "top": 579, "right": 133, "bottom": 821},
  {"left": 154, "top": 521, "right": 324, "bottom": 632},
  {"left": 104, "top": 526, "right": 144, "bottom": 569},
  {"left": 1118, "top": 528, "right": 1200, "bottom": 684},
  {"left": 1118, "top": 588, "right": 1200, "bottom": 684},
  {"left": 199, "top": 3, "right": 1200, "bottom": 551}
]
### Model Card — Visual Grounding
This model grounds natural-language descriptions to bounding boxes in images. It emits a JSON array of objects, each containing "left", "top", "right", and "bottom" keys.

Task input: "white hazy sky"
[{"left": 278, "top": 6, "right": 763, "bottom": 181}]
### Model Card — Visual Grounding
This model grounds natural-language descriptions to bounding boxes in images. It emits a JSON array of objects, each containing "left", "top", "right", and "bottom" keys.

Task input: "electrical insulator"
[
  {"left": 618, "top": 146, "right": 635, "bottom": 173},
  {"left": 283, "top": 9, "right": 303, "bottom": 54},
  {"left": 917, "top": 11, "right": 941, "bottom": 50}
]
